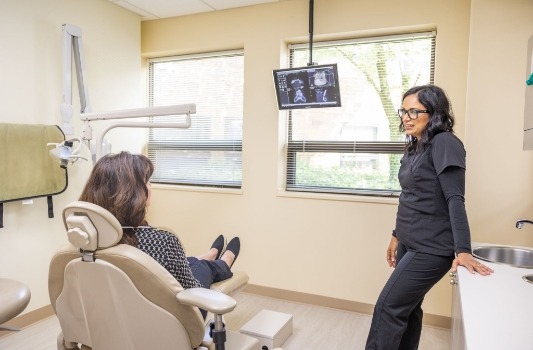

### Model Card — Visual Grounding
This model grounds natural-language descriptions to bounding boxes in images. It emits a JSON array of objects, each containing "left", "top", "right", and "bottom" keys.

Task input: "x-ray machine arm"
[
  {"left": 61, "top": 24, "right": 91, "bottom": 135},
  {"left": 59, "top": 24, "right": 196, "bottom": 162}
]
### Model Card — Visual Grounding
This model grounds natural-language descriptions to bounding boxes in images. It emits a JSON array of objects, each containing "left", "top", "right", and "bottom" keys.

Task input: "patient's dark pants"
[
  {"left": 365, "top": 243, "right": 453, "bottom": 350},
  {"left": 187, "top": 257, "right": 234, "bottom": 319},
  {"left": 187, "top": 257, "right": 233, "bottom": 289}
]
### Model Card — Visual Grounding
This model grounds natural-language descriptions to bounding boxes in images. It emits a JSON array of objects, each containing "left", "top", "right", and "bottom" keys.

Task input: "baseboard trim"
[
  {"left": 243, "top": 284, "right": 451, "bottom": 329},
  {"left": 0, "top": 285, "right": 451, "bottom": 339},
  {"left": 0, "top": 305, "right": 55, "bottom": 339}
]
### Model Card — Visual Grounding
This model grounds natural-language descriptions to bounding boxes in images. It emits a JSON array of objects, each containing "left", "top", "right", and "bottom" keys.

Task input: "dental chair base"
[{"left": 177, "top": 288, "right": 260, "bottom": 350}]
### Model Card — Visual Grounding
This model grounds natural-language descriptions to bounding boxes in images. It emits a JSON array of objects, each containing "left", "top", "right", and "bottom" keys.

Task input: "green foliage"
[
  {"left": 288, "top": 35, "right": 433, "bottom": 194},
  {"left": 295, "top": 161, "right": 400, "bottom": 191}
]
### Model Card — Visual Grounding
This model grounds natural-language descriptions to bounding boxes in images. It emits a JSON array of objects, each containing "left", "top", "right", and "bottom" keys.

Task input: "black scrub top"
[{"left": 395, "top": 132, "right": 466, "bottom": 257}]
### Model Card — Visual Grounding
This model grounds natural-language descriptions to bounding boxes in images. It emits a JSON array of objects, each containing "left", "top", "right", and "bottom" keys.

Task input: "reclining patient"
[{"left": 78, "top": 151, "right": 240, "bottom": 317}]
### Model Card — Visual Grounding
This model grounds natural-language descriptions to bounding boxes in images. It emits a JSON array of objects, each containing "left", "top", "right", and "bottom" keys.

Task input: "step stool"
[{"left": 240, "top": 309, "right": 293, "bottom": 350}]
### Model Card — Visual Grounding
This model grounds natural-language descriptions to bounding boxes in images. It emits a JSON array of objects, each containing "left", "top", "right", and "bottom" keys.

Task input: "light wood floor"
[{"left": 0, "top": 292, "right": 450, "bottom": 349}]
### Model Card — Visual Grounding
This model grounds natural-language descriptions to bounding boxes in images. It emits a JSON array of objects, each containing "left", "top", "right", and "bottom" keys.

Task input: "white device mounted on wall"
[
  {"left": 50, "top": 24, "right": 196, "bottom": 165},
  {"left": 523, "top": 34, "right": 533, "bottom": 150},
  {"left": 47, "top": 137, "right": 88, "bottom": 169}
]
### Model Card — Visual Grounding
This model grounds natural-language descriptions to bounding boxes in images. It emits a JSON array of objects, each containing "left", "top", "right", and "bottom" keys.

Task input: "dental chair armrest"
[
  {"left": 177, "top": 288, "right": 237, "bottom": 315},
  {"left": 210, "top": 271, "right": 248, "bottom": 295}
]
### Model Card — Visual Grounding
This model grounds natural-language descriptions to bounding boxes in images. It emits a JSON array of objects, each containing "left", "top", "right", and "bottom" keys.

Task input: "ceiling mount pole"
[{"left": 308, "top": 0, "right": 315, "bottom": 66}]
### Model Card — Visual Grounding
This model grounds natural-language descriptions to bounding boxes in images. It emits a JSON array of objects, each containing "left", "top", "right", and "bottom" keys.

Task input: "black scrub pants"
[{"left": 365, "top": 243, "right": 453, "bottom": 350}]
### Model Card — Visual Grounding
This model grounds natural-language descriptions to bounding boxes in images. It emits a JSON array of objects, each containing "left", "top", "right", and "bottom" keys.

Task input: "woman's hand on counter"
[{"left": 452, "top": 252, "right": 494, "bottom": 275}]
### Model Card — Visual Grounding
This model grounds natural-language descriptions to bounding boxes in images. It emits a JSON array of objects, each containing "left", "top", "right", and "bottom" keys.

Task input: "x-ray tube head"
[{"left": 47, "top": 137, "right": 89, "bottom": 169}]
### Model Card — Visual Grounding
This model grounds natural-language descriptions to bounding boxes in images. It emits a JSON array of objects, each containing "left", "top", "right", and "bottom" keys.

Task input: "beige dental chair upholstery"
[
  {"left": 0, "top": 278, "right": 31, "bottom": 332},
  {"left": 48, "top": 201, "right": 258, "bottom": 350}
]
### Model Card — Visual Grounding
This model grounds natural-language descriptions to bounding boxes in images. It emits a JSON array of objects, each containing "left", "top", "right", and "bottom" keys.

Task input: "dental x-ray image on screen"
[{"left": 273, "top": 63, "right": 341, "bottom": 110}]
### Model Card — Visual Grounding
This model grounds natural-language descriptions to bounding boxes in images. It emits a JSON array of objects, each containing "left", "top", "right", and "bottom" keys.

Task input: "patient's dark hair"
[{"left": 79, "top": 151, "right": 154, "bottom": 246}]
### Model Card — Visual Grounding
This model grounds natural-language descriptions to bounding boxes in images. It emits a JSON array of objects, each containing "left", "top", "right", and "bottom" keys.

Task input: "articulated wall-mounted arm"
[
  {"left": 82, "top": 105, "right": 196, "bottom": 160},
  {"left": 54, "top": 24, "right": 197, "bottom": 166},
  {"left": 61, "top": 24, "right": 91, "bottom": 135}
]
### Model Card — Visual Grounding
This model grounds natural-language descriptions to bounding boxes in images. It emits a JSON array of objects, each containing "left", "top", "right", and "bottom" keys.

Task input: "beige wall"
[
  {"left": 465, "top": 0, "right": 533, "bottom": 249},
  {"left": 141, "top": 0, "right": 472, "bottom": 318},
  {"left": 0, "top": 0, "right": 141, "bottom": 312}
]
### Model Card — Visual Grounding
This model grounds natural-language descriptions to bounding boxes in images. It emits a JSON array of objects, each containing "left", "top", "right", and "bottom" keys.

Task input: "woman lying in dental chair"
[{"left": 79, "top": 151, "right": 240, "bottom": 318}]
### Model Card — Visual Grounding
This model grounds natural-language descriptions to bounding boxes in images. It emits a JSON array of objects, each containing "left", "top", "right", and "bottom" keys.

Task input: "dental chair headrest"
[{"left": 62, "top": 201, "right": 123, "bottom": 251}]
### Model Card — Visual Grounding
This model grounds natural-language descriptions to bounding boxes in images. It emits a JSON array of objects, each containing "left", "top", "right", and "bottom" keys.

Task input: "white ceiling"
[{"left": 108, "top": 0, "right": 284, "bottom": 20}]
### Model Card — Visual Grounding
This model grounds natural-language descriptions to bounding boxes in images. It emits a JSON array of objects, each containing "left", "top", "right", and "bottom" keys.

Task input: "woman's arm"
[
  {"left": 438, "top": 166, "right": 471, "bottom": 254},
  {"left": 439, "top": 167, "right": 493, "bottom": 275},
  {"left": 157, "top": 230, "right": 204, "bottom": 288}
]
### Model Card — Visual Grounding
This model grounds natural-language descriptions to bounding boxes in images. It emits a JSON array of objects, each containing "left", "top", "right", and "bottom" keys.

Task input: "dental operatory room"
[{"left": 2, "top": 0, "right": 533, "bottom": 349}]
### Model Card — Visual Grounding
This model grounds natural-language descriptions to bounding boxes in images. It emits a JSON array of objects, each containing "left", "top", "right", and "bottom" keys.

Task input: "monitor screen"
[{"left": 273, "top": 63, "right": 341, "bottom": 110}]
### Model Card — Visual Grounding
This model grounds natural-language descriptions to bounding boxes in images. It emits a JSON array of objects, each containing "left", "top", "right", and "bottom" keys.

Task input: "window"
[
  {"left": 285, "top": 32, "right": 435, "bottom": 196},
  {"left": 148, "top": 50, "right": 243, "bottom": 188}
]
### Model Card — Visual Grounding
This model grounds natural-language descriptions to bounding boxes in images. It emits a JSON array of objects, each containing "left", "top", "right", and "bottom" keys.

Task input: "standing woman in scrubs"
[{"left": 365, "top": 85, "right": 493, "bottom": 350}]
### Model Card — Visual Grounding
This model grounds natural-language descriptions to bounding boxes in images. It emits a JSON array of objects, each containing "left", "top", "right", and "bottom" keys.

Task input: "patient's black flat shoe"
[
  {"left": 223, "top": 237, "right": 240, "bottom": 268},
  {"left": 211, "top": 235, "right": 226, "bottom": 260}
]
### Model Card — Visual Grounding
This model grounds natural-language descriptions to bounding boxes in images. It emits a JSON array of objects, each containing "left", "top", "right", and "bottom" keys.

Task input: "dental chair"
[
  {"left": 0, "top": 278, "right": 31, "bottom": 332},
  {"left": 48, "top": 201, "right": 259, "bottom": 350}
]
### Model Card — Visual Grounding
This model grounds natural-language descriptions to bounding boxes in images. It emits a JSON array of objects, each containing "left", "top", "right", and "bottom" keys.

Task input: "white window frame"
[
  {"left": 285, "top": 32, "right": 436, "bottom": 197},
  {"left": 147, "top": 50, "right": 244, "bottom": 189}
]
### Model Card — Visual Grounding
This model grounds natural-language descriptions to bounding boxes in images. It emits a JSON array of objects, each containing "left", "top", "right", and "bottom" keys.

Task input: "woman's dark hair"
[
  {"left": 79, "top": 151, "right": 154, "bottom": 246},
  {"left": 400, "top": 84, "right": 455, "bottom": 153}
]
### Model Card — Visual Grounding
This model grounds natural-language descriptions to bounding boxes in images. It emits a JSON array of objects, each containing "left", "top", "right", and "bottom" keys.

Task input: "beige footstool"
[{"left": 240, "top": 309, "right": 292, "bottom": 350}]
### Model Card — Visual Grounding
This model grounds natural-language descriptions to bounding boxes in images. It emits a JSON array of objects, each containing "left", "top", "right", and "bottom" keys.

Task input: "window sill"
[
  {"left": 152, "top": 183, "right": 243, "bottom": 195},
  {"left": 276, "top": 190, "right": 399, "bottom": 205}
]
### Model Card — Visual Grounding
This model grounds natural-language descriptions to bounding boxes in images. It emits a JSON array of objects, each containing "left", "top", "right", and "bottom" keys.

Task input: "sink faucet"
[{"left": 516, "top": 219, "right": 533, "bottom": 229}]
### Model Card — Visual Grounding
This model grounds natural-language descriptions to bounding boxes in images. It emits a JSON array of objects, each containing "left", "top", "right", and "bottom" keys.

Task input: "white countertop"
[{"left": 457, "top": 243, "right": 533, "bottom": 350}]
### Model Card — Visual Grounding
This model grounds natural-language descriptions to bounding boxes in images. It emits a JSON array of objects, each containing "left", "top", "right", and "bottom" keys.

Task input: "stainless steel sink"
[
  {"left": 472, "top": 246, "right": 533, "bottom": 268},
  {"left": 523, "top": 275, "right": 533, "bottom": 284}
]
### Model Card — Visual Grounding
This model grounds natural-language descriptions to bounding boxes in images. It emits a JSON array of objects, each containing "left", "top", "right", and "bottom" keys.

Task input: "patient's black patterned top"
[{"left": 132, "top": 227, "right": 202, "bottom": 289}]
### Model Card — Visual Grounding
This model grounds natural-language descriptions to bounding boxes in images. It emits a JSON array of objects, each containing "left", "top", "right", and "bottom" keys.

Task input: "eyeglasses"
[{"left": 397, "top": 108, "right": 429, "bottom": 120}]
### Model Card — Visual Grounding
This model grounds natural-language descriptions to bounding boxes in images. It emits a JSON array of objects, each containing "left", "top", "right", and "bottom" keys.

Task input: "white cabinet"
[
  {"left": 450, "top": 272, "right": 466, "bottom": 350},
  {"left": 450, "top": 245, "right": 532, "bottom": 349}
]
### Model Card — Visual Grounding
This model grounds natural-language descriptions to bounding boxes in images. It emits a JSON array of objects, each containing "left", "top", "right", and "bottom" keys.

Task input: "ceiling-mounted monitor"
[{"left": 273, "top": 63, "right": 341, "bottom": 110}]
